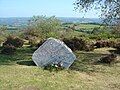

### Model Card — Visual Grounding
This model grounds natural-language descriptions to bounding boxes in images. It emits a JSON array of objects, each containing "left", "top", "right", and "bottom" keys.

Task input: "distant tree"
[
  {"left": 24, "top": 16, "right": 62, "bottom": 40},
  {"left": 28, "top": 16, "right": 61, "bottom": 34},
  {"left": 74, "top": 0, "right": 120, "bottom": 25}
]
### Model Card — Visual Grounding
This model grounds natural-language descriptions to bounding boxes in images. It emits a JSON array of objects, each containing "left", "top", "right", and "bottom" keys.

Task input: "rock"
[{"left": 32, "top": 38, "right": 76, "bottom": 69}]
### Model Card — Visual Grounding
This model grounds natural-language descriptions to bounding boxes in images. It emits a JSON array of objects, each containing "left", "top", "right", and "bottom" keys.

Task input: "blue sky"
[{"left": 0, "top": 0, "right": 100, "bottom": 18}]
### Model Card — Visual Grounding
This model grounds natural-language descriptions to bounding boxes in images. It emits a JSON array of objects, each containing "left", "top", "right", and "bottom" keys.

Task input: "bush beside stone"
[
  {"left": 1, "top": 36, "right": 24, "bottom": 55},
  {"left": 62, "top": 37, "right": 94, "bottom": 51},
  {"left": 3, "top": 36, "right": 24, "bottom": 48},
  {"left": 1, "top": 44, "right": 16, "bottom": 55}
]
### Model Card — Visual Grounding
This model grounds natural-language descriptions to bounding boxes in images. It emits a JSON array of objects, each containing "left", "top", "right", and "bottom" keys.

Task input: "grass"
[
  {"left": 0, "top": 46, "right": 120, "bottom": 90},
  {"left": 63, "top": 23, "right": 101, "bottom": 30},
  {"left": 76, "top": 24, "right": 101, "bottom": 29}
]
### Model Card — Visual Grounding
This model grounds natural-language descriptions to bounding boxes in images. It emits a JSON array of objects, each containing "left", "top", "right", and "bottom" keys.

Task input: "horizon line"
[{"left": 0, "top": 16, "right": 100, "bottom": 19}]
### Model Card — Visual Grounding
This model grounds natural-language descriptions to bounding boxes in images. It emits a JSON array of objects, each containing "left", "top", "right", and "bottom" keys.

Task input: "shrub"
[
  {"left": 23, "top": 29, "right": 41, "bottom": 40},
  {"left": 3, "top": 36, "right": 24, "bottom": 48},
  {"left": 84, "top": 44, "right": 95, "bottom": 51},
  {"left": 112, "top": 23, "right": 120, "bottom": 36},
  {"left": 113, "top": 42, "right": 120, "bottom": 52},
  {"left": 94, "top": 40, "right": 115, "bottom": 48},
  {"left": 62, "top": 37, "right": 85, "bottom": 51},
  {"left": 0, "top": 37, "right": 4, "bottom": 46},
  {"left": 1, "top": 44, "right": 16, "bottom": 55},
  {"left": 91, "top": 27, "right": 101, "bottom": 34},
  {"left": 28, "top": 36, "right": 40, "bottom": 47},
  {"left": 99, "top": 54, "right": 117, "bottom": 64},
  {"left": 62, "top": 37, "right": 94, "bottom": 51}
]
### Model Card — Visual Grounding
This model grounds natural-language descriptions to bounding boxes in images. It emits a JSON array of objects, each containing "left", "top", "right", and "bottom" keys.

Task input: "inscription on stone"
[{"left": 32, "top": 38, "right": 76, "bottom": 68}]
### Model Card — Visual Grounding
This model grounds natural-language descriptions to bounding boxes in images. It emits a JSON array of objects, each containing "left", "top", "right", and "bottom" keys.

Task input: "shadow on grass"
[
  {"left": 69, "top": 51, "right": 112, "bottom": 73},
  {"left": 0, "top": 47, "right": 34, "bottom": 65},
  {"left": 17, "top": 61, "right": 36, "bottom": 66},
  {"left": 1, "top": 46, "right": 119, "bottom": 73},
  {"left": 0, "top": 46, "right": 3, "bottom": 50},
  {"left": 109, "top": 49, "right": 120, "bottom": 54}
]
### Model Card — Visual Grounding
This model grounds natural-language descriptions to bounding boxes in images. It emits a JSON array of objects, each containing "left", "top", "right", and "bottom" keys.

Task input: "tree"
[
  {"left": 24, "top": 16, "right": 62, "bottom": 40},
  {"left": 28, "top": 16, "right": 61, "bottom": 34},
  {"left": 74, "top": 0, "right": 120, "bottom": 25}
]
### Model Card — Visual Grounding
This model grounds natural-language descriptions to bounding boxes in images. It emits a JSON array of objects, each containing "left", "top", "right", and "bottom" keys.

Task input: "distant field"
[
  {"left": 77, "top": 24, "right": 101, "bottom": 29},
  {"left": 5, "top": 23, "right": 102, "bottom": 32},
  {"left": 63, "top": 23, "right": 102, "bottom": 30}
]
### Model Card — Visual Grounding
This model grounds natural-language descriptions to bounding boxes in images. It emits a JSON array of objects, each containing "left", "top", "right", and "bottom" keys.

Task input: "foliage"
[
  {"left": 84, "top": 44, "right": 94, "bottom": 51},
  {"left": 112, "top": 23, "right": 120, "bottom": 36},
  {"left": 0, "top": 25, "right": 7, "bottom": 32},
  {"left": 99, "top": 54, "right": 117, "bottom": 64},
  {"left": 63, "top": 37, "right": 94, "bottom": 51},
  {"left": 114, "top": 42, "right": 120, "bottom": 51},
  {"left": 44, "top": 62, "right": 64, "bottom": 72},
  {"left": 94, "top": 40, "right": 115, "bottom": 48},
  {"left": 1, "top": 44, "right": 16, "bottom": 55},
  {"left": 23, "top": 28, "right": 41, "bottom": 40},
  {"left": 0, "top": 36, "right": 5, "bottom": 46},
  {"left": 27, "top": 16, "right": 61, "bottom": 38},
  {"left": 0, "top": 43, "right": 120, "bottom": 89},
  {"left": 88, "top": 33, "right": 120, "bottom": 40},
  {"left": 3, "top": 36, "right": 24, "bottom": 48},
  {"left": 0, "top": 25, "right": 7, "bottom": 45},
  {"left": 63, "top": 37, "right": 86, "bottom": 51},
  {"left": 22, "top": 16, "right": 62, "bottom": 46},
  {"left": 74, "top": 0, "right": 120, "bottom": 24}
]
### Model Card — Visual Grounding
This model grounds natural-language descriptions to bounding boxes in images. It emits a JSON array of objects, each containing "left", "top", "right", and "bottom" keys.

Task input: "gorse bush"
[
  {"left": 99, "top": 54, "right": 117, "bottom": 64},
  {"left": 3, "top": 36, "right": 24, "bottom": 48},
  {"left": 63, "top": 37, "right": 86, "bottom": 51},
  {"left": 1, "top": 36, "right": 24, "bottom": 55},
  {"left": 63, "top": 37, "right": 94, "bottom": 51},
  {"left": 1, "top": 44, "right": 16, "bottom": 55},
  {"left": 94, "top": 40, "right": 115, "bottom": 48},
  {"left": 84, "top": 43, "right": 94, "bottom": 51},
  {"left": 114, "top": 42, "right": 120, "bottom": 52}
]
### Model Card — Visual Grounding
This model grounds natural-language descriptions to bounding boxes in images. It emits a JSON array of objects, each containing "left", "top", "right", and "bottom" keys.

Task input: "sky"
[{"left": 0, "top": 0, "right": 100, "bottom": 18}]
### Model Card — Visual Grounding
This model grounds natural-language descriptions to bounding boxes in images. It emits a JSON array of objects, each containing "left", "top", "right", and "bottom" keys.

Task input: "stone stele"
[{"left": 32, "top": 38, "right": 76, "bottom": 69}]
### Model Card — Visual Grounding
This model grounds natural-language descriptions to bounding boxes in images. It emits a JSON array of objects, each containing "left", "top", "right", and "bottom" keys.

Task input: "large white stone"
[{"left": 32, "top": 38, "right": 76, "bottom": 69}]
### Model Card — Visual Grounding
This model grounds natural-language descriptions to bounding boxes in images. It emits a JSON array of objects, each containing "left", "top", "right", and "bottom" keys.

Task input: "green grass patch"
[{"left": 0, "top": 46, "right": 120, "bottom": 90}]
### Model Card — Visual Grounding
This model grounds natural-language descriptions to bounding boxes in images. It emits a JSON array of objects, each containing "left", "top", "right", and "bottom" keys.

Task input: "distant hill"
[
  {"left": 0, "top": 17, "right": 102, "bottom": 27},
  {"left": 58, "top": 17, "right": 102, "bottom": 24},
  {"left": 0, "top": 17, "right": 30, "bottom": 27}
]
